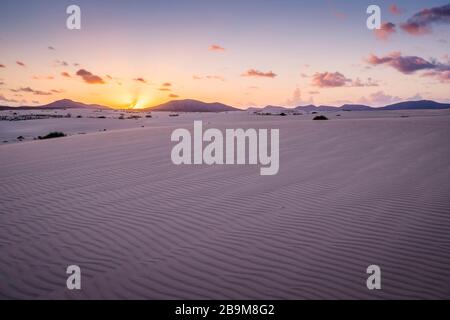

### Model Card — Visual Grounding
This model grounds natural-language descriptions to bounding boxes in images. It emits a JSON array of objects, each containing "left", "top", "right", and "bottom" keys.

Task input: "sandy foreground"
[{"left": 0, "top": 109, "right": 450, "bottom": 299}]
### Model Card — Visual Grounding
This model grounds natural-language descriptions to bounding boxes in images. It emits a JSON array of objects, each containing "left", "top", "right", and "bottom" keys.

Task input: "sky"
[{"left": 0, "top": 0, "right": 449, "bottom": 109}]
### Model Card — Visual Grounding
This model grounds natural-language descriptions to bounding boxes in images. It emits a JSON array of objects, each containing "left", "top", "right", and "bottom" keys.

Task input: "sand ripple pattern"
[{"left": 0, "top": 116, "right": 450, "bottom": 299}]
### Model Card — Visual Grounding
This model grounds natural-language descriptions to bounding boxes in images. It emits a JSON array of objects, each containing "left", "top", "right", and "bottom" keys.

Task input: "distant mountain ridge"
[
  {"left": 0, "top": 99, "right": 111, "bottom": 110},
  {"left": 1, "top": 99, "right": 450, "bottom": 112},
  {"left": 144, "top": 99, "right": 238, "bottom": 112},
  {"left": 247, "top": 100, "right": 450, "bottom": 113}
]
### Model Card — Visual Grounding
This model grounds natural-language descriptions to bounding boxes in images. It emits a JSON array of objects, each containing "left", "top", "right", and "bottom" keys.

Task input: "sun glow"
[{"left": 129, "top": 98, "right": 148, "bottom": 109}]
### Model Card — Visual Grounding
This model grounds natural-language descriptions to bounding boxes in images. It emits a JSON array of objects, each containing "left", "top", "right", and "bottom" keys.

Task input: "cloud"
[
  {"left": 51, "top": 89, "right": 64, "bottom": 93},
  {"left": 242, "top": 69, "right": 277, "bottom": 78},
  {"left": 311, "top": 71, "right": 349, "bottom": 87},
  {"left": 55, "top": 60, "right": 69, "bottom": 67},
  {"left": 311, "top": 71, "right": 379, "bottom": 88},
  {"left": 48, "top": 46, "right": 55, "bottom": 50},
  {"left": 375, "top": 22, "right": 396, "bottom": 40},
  {"left": 10, "top": 87, "right": 53, "bottom": 95},
  {"left": 162, "top": 82, "right": 171, "bottom": 87},
  {"left": 421, "top": 70, "right": 450, "bottom": 83},
  {"left": 366, "top": 52, "right": 450, "bottom": 79},
  {"left": 133, "top": 77, "right": 147, "bottom": 84},
  {"left": 193, "top": 75, "right": 225, "bottom": 81},
  {"left": 285, "top": 87, "right": 314, "bottom": 106},
  {"left": 0, "top": 94, "right": 18, "bottom": 103},
  {"left": 32, "top": 75, "right": 54, "bottom": 80},
  {"left": 400, "top": 4, "right": 450, "bottom": 35},
  {"left": 358, "top": 91, "right": 401, "bottom": 106},
  {"left": 61, "top": 72, "right": 71, "bottom": 78},
  {"left": 76, "top": 69, "right": 105, "bottom": 84},
  {"left": 16, "top": 61, "right": 26, "bottom": 67},
  {"left": 389, "top": 4, "right": 404, "bottom": 15},
  {"left": 169, "top": 94, "right": 179, "bottom": 98},
  {"left": 0, "top": 64, "right": 5, "bottom": 68},
  {"left": 209, "top": 44, "right": 226, "bottom": 52},
  {"left": 159, "top": 88, "right": 171, "bottom": 91},
  {"left": 350, "top": 77, "right": 379, "bottom": 87}
]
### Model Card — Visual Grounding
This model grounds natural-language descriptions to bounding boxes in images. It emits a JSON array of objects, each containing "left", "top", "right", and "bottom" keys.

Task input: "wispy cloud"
[
  {"left": 61, "top": 72, "right": 71, "bottom": 78},
  {"left": 133, "top": 77, "right": 147, "bottom": 84},
  {"left": 389, "top": 4, "right": 404, "bottom": 15},
  {"left": 358, "top": 91, "right": 401, "bottom": 106},
  {"left": 193, "top": 75, "right": 225, "bottom": 81},
  {"left": 32, "top": 75, "right": 54, "bottom": 80},
  {"left": 55, "top": 60, "right": 69, "bottom": 67},
  {"left": 0, "top": 64, "right": 5, "bottom": 68},
  {"left": 76, "top": 69, "right": 105, "bottom": 84},
  {"left": 169, "top": 94, "right": 179, "bottom": 98},
  {"left": 209, "top": 44, "right": 226, "bottom": 52},
  {"left": 0, "top": 94, "right": 19, "bottom": 103},
  {"left": 10, "top": 87, "right": 53, "bottom": 95},
  {"left": 48, "top": 46, "right": 55, "bottom": 50},
  {"left": 16, "top": 61, "right": 25, "bottom": 67},
  {"left": 375, "top": 22, "right": 396, "bottom": 40},
  {"left": 242, "top": 69, "right": 277, "bottom": 78}
]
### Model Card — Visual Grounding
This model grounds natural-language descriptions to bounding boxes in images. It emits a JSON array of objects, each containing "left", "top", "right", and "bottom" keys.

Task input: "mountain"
[
  {"left": 380, "top": 100, "right": 450, "bottom": 111},
  {"left": 0, "top": 99, "right": 111, "bottom": 110},
  {"left": 146, "top": 99, "right": 238, "bottom": 112},
  {"left": 340, "top": 104, "right": 373, "bottom": 111},
  {"left": 295, "top": 105, "right": 337, "bottom": 112},
  {"left": 247, "top": 100, "right": 450, "bottom": 114},
  {"left": 247, "top": 105, "right": 291, "bottom": 114}
]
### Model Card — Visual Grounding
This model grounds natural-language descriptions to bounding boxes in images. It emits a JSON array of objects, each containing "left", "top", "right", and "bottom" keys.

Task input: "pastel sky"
[{"left": 0, "top": 0, "right": 449, "bottom": 109}]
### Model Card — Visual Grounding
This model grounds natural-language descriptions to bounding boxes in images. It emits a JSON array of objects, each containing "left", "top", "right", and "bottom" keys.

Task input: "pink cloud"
[
  {"left": 209, "top": 44, "right": 226, "bottom": 52},
  {"left": 366, "top": 52, "right": 443, "bottom": 74},
  {"left": 134, "top": 77, "right": 147, "bottom": 84},
  {"left": 76, "top": 69, "right": 105, "bottom": 84},
  {"left": 311, "top": 71, "right": 349, "bottom": 87},
  {"left": 0, "top": 95, "right": 19, "bottom": 103},
  {"left": 61, "top": 72, "right": 71, "bottom": 78},
  {"left": 193, "top": 75, "right": 225, "bottom": 81},
  {"left": 10, "top": 87, "right": 53, "bottom": 95},
  {"left": 242, "top": 69, "right": 277, "bottom": 78},
  {"left": 375, "top": 22, "right": 396, "bottom": 40},
  {"left": 400, "top": 4, "right": 450, "bottom": 35},
  {"left": 389, "top": 4, "right": 404, "bottom": 15}
]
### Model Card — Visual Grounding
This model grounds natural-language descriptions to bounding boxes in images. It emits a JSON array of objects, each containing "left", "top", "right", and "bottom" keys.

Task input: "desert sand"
[{"left": 0, "top": 109, "right": 449, "bottom": 299}]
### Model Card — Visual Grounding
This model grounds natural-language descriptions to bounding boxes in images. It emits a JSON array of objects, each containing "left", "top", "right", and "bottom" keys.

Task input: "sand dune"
[{"left": 0, "top": 110, "right": 450, "bottom": 299}]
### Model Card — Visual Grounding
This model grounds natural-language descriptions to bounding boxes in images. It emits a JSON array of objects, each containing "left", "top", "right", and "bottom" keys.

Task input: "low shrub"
[
  {"left": 313, "top": 115, "right": 329, "bottom": 120},
  {"left": 38, "top": 132, "right": 66, "bottom": 140}
]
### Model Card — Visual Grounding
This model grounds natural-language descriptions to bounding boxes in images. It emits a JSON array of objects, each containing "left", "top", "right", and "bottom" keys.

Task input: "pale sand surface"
[{"left": 0, "top": 110, "right": 449, "bottom": 299}]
